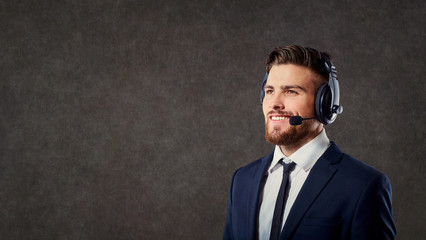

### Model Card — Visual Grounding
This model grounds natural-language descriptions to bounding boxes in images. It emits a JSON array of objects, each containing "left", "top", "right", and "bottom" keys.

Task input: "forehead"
[{"left": 266, "top": 64, "right": 320, "bottom": 88}]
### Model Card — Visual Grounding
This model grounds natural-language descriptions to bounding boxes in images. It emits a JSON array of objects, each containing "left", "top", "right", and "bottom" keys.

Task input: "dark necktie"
[{"left": 269, "top": 160, "right": 296, "bottom": 240}]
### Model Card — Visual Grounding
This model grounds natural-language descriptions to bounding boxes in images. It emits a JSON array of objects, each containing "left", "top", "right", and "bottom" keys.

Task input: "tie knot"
[{"left": 280, "top": 160, "right": 296, "bottom": 173}]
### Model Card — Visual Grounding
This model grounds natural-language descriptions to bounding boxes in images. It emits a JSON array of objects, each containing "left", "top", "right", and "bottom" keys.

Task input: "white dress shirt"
[{"left": 258, "top": 129, "right": 331, "bottom": 240}]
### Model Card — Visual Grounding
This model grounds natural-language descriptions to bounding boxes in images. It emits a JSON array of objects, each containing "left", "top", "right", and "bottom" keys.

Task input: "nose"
[{"left": 270, "top": 94, "right": 285, "bottom": 110}]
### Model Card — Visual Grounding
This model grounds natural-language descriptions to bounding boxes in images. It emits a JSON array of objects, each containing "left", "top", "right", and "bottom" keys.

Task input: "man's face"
[{"left": 262, "top": 64, "right": 323, "bottom": 147}]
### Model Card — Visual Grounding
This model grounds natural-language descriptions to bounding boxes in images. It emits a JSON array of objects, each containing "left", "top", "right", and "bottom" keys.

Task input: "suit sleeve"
[
  {"left": 351, "top": 173, "right": 397, "bottom": 239},
  {"left": 223, "top": 171, "right": 238, "bottom": 240}
]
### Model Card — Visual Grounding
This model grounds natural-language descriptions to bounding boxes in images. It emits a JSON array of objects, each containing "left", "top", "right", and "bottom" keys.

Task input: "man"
[{"left": 223, "top": 45, "right": 396, "bottom": 240}]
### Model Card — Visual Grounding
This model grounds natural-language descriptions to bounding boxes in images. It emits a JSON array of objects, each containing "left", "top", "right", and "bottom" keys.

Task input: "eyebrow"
[{"left": 264, "top": 84, "right": 307, "bottom": 92}]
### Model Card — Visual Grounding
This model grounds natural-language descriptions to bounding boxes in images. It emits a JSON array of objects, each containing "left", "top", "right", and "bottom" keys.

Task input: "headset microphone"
[{"left": 289, "top": 116, "right": 317, "bottom": 126}]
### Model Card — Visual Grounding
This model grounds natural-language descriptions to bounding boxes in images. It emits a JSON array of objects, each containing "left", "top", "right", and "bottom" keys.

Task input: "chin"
[{"left": 265, "top": 122, "right": 312, "bottom": 146}]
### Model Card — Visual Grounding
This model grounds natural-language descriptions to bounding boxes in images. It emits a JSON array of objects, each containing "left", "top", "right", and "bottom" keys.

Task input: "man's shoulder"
[
  {"left": 328, "top": 143, "right": 390, "bottom": 181},
  {"left": 233, "top": 151, "right": 273, "bottom": 177},
  {"left": 310, "top": 142, "right": 393, "bottom": 199},
  {"left": 341, "top": 153, "right": 383, "bottom": 173}
]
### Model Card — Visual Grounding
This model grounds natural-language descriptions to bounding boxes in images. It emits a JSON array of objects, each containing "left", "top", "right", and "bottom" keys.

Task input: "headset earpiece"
[
  {"left": 315, "top": 83, "right": 334, "bottom": 124},
  {"left": 314, "top": 55, "right": 343, "bottom": 125}
]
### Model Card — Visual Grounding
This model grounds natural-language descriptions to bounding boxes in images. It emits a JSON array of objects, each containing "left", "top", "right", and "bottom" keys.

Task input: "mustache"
[{"left": 267, "top": 110, "right": 294, "bottom": 116}]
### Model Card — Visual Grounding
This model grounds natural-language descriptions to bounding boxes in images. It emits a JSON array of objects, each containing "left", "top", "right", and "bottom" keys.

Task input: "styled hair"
[{"left": 265, "top": 45, "right": 332, "bottom": 83}]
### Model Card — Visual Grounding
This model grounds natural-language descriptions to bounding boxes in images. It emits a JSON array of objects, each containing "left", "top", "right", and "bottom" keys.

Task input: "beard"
[{"left": 265, "top": 118, "right": 312, "bottom": 146}]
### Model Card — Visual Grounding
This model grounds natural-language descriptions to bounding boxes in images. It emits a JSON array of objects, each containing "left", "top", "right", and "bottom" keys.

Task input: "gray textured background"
[{"left": 1, "top": 0, "right": 425, "bottom": 239}]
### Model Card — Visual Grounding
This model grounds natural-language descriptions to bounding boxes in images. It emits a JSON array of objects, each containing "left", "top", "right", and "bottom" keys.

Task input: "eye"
[
  {"left": 265, "top": 89, "right": 273, "bottom": 95},
  {"left": 286, "top": 89, "right": 298, "bottom": 95}
]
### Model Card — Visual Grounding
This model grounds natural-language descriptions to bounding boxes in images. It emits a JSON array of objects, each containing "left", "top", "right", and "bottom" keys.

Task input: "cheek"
[
  {"left": 262, "top": 107, "right": 268, "bottom": 122},
  {"left": 292, "top": 97, "right": 315, "bottom": 114},
  {"left": 304, "top": 97, "right": 316, "bottom": 114},
  {"left": 308, "top": 95, "right": 316, "bottom": 108},
  {"left": 262, "top": 102, "right": 268, "bottom": 119}
]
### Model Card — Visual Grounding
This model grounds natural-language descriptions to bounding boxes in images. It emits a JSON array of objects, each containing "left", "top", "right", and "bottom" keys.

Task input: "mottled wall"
[{"left": 1, "top": 0, "right": 424, "bottom": 239}]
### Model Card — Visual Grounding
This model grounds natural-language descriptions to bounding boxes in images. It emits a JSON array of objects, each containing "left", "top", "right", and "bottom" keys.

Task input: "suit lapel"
[
  {"left": 247, "top": 151, "right": 274, "bottom": 240},
  {"left": 279, "top": 142, "right": 343, "bottom": 240}
]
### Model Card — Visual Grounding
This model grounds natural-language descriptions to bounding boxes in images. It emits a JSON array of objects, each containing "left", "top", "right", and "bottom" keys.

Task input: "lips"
[
  {"left": 271, "top": 116, "right": 289, "bottom": 120},
  {"left": 269, "top": 115, "right": 291, "bottom": 121}
]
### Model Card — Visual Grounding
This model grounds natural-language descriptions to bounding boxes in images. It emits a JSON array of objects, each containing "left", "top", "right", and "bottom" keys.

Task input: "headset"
[{"left": 260, "top": 53, "right": 343, "bottom": 125}]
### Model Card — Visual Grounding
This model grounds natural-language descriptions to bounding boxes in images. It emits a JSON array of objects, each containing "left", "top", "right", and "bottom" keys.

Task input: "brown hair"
[{"left": 265, "top": 45, "right": 332, "bottom": 83}]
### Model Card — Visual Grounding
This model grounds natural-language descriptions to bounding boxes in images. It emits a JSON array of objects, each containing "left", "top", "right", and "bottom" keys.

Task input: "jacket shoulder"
[
  {"left": 339, "top": 152, "right": 389, "bottom": 180},
  {"left": 233, "top": 151, "right": 273, "bottom": 177},
  {"left": 326, "top": 142, "right": 388, "bottom": 179}
]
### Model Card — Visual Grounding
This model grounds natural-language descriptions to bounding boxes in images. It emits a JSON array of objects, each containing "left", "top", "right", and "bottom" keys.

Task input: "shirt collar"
[{"left": 268, "top": 129, "right": 330, "bottom": 173}]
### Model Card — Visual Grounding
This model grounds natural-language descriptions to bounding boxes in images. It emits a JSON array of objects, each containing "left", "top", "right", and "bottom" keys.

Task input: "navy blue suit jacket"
[{"left": 223, "top": 142, "right": 396, "bottom": 240}]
